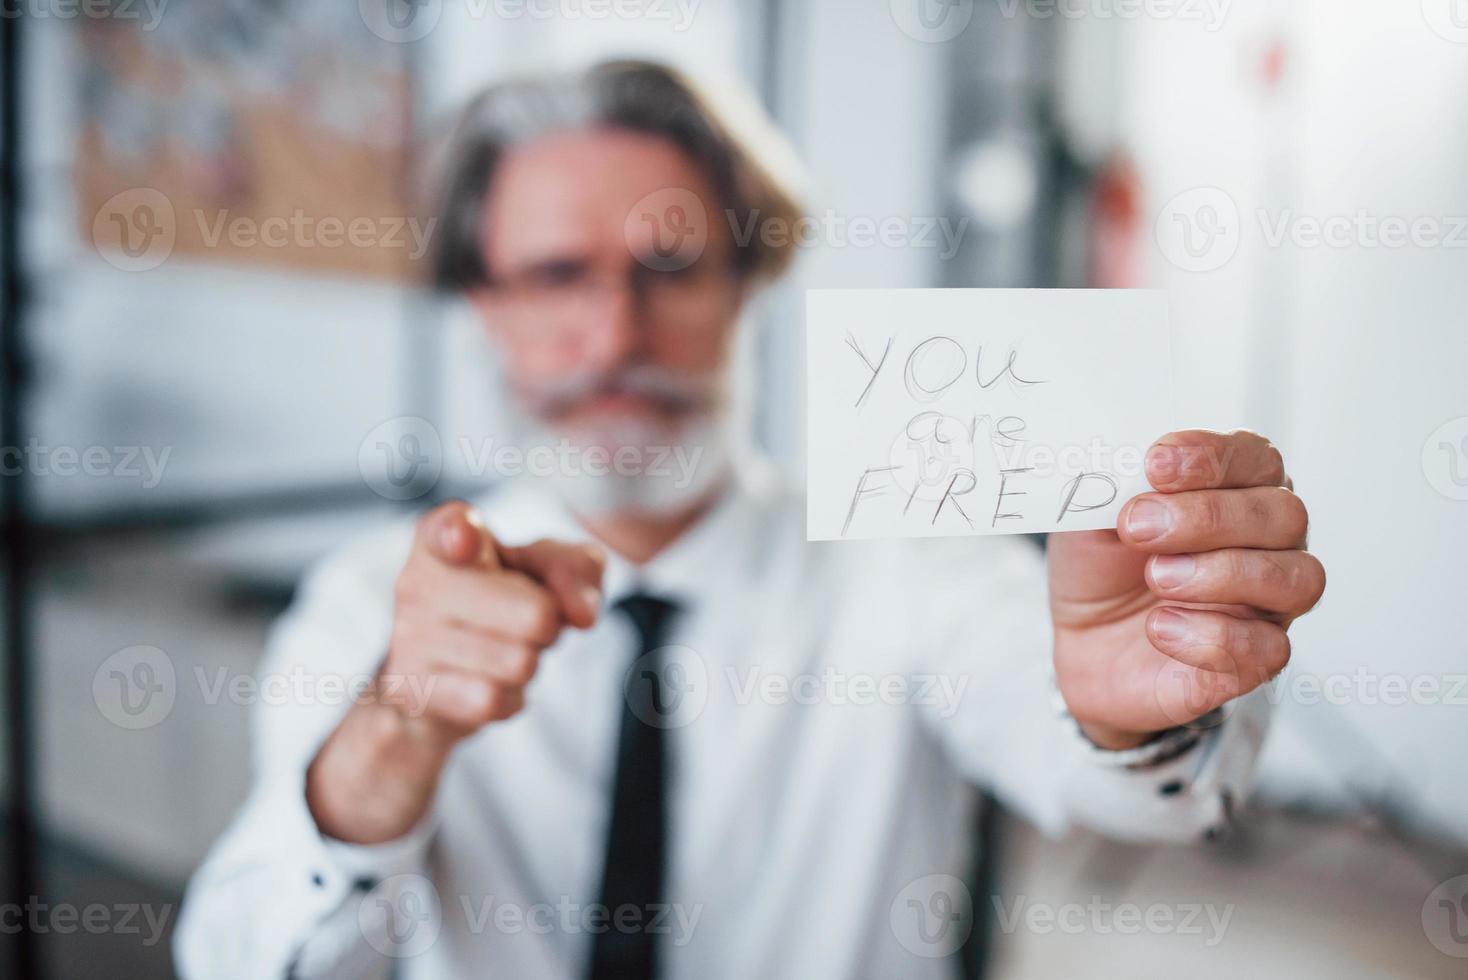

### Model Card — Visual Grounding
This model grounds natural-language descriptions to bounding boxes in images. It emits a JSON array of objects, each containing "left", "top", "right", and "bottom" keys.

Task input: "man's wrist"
[
  {"left": 307, "top": 699, "right": 449, "bottom": 845},
  {"left": 1050, "top": 671, "right": 1223, "bottom": 771},
  {"left": 1070, "top": 711, "right": 1222, "bottom": 771},
  {"left": 1076, "top": 721, "right": 1156, "bottom": 752}
]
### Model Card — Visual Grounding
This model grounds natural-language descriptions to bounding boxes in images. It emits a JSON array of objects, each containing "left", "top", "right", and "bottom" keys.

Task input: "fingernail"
[
  {"left": 1150, "top": 554, "right": 1197, "bottom": 589},
  {"left": 580, "top": 586, "right": 602, "bottom": 615},
  {"left": 1146, "top": 445, "right": 1179, "bottom": 485},
  {"left": 1152, "top": 608, "right": 1190, "bottom": 644},
  {"left": 1126, "top": 499, "right": 1172, "bottom": 541}
]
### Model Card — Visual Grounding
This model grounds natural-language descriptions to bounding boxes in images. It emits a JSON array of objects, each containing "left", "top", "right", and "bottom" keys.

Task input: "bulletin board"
[{"left": 76, "top": 2, "right": 423, "bottom": 281}]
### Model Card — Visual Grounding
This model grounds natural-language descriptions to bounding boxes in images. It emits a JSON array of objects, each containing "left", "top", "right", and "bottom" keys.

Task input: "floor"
[{"left": 988, "top": 809, "right": 1466, "bottom": 980}]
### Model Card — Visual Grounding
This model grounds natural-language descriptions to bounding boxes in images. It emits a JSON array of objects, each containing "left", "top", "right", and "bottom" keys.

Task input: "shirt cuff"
[
  {"left": 319, "top": 819, "right": 437, "bottom": 888},
  {"left": 260, "top": 771, "right": 437, "bottom": 977},
  {"left": 1054, "top": 687, "right": 1273, "bottom": 843},
  {"left": 269, "top": 769, "right": 437, "bottom": 895},
  {"left": 1062, "top": 710, "right": 1219, "bottom": 771}
]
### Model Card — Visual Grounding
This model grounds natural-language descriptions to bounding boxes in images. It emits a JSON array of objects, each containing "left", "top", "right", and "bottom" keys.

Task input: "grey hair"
[{"left": 427, "top": 59, "right": 804, "bottom": 292}]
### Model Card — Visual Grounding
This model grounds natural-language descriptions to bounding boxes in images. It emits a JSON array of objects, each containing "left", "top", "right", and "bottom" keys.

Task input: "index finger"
[
  {"left": 1145, "top": 429, "right": 1287, "bottom": 493},
  {"left": 498, "top": 538, "right": 607, "bottom": 629},
  {"left": 414, "top": 501, "right": 501, "bottom": 569}
]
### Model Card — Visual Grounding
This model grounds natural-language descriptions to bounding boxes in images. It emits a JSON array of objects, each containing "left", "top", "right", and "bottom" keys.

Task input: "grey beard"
[{"left": 511, "top": 412, "right": 731, "bottom": 520}]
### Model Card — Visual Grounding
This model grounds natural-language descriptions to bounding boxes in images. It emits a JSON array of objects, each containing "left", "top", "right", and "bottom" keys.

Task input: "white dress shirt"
[{"left": 175, "top": 467, "right": 1270, "bottom": 979}]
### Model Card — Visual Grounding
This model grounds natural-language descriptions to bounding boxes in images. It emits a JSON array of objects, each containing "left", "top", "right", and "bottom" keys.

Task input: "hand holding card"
[{"left": 805, "top": 287, "right": 1324, "bottom": 749}]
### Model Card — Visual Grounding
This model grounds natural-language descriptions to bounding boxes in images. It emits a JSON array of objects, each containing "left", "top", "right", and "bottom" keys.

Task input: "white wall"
[{"left": 1113, "top": 0, "right": 1468, "bottom": 844}]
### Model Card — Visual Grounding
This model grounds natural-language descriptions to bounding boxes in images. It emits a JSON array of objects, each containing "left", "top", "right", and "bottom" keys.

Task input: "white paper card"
[{"left": 806, "top": 289, "right": 1173, "bottom": 541}]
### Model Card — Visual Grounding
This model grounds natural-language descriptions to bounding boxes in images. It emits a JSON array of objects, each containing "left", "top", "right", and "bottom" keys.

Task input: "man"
[{"left": 176, "top": 61, "right": 1324, "bottom": 979}]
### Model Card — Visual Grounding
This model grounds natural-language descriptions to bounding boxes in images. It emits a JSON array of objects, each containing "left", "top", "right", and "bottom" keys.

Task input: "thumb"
[
  {"left": 1046, "top": 527, "right": 1145, "bottom": 608},
  {"left": 416, "top": 501, "right": 501, "bottom": 569}
]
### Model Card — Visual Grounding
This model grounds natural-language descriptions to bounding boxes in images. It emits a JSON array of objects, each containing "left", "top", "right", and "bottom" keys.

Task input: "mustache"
[{"left": 518, "top": 364, "right": 719, "bottom": 420}]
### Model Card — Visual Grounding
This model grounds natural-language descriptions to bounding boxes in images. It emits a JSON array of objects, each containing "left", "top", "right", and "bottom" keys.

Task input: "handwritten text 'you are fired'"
[{"left": 839, "top": 332, "right": 1125, "bottom": 537}]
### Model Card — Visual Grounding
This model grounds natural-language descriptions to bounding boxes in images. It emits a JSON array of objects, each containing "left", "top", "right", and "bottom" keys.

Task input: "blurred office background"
[{"left": 2, "top": 0, "right": 1466, "bottom": 977}]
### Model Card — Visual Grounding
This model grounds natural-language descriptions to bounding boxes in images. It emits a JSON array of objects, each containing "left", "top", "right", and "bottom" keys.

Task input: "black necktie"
[{"left": 588, "top": 593, "right": 682, "bottom": 980}]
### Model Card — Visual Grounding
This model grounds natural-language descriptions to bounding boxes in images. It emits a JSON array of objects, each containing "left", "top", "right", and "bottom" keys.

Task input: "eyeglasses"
[{"left": 484, "top": 258, "right": 740, "bottom": 335}]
